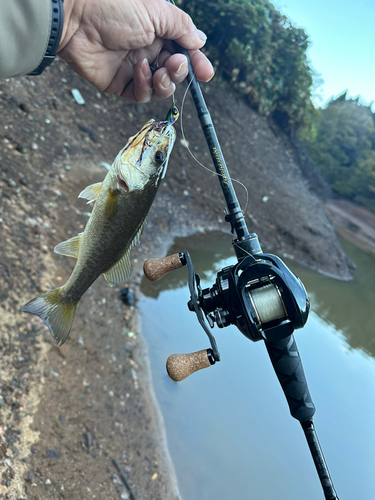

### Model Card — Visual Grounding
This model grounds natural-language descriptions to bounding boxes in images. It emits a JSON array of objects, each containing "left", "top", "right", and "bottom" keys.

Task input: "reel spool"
[{"left": 248, "top": 283, "right": 286, "bottom": 325}]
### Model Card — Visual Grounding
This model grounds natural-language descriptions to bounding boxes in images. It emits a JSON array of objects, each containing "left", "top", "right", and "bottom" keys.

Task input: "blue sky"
[{"left": 272, "top": 0, "right": 375, "bottom": 109}]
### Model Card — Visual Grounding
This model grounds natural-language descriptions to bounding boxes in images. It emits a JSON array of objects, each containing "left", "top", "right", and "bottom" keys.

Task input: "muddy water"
[{"left": 140, "top": 231, "right": 375, "bottom": 500}]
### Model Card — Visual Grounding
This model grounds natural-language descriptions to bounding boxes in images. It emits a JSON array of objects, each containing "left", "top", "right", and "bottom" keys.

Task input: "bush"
[
  {"left": 301, "top": 93, "right": 375, "bottom": 211},
  {"left": 178, "top": 0, "right": 314, "bottom": 129}
]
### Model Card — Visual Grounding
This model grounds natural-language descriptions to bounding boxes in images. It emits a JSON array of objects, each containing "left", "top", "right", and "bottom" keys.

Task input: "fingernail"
[
  {"left": 205, "top": 70, "right": 215, "bottom": 83},
  {"left": 142, "top": 58, "right": 151, "bottom": 79},
  {"left": 176, "top": 61, "right": 188, "bottom": 76},
  {"left": 196, "top": 29, "right": 207, "bottom": 42},
  {"left": 161, "top": 73, "right": 172, "bottom": 89}
]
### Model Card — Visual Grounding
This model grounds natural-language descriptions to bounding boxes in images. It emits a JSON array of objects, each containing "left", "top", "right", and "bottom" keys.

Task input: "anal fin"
[
  {"left": 78, "top": 182, "right": 103, "bottom": 204},
  {"left": 54, "top": 233, "right": 83, "bottom": 259},
  {"left": 131, "top": 218, "right": 146, "bottom": 248},
  {"left": 103, "top": 249, "right": 131, "bottom": 287},
  {"left": 103, "top": 220, "right": 146, "bottom": 287}
]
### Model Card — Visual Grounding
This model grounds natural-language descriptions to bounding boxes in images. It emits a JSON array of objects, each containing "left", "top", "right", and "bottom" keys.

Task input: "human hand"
[{"left": 58, "top": 0, "right": 214, "bottom": 102}]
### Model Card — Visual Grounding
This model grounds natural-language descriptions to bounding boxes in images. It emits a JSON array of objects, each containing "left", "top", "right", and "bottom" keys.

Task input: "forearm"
[{"left": 0, "top": 0, "right": 51, "bottom": 78}]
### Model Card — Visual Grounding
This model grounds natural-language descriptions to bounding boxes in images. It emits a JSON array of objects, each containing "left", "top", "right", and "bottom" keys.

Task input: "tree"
[
  {"left": 178, "top": 0, "right": 314, "bottom": 129},
  {"left": 301, "top": 93, "right": 375, "bottom": 211}
]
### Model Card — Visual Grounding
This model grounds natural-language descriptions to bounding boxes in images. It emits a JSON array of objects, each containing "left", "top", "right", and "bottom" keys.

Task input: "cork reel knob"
[
  {"left": 143, "top": 253, "right": 184, "bottom": 281},
  {"left": 166, "top": 348, "right": 216, "bottom": 382}
]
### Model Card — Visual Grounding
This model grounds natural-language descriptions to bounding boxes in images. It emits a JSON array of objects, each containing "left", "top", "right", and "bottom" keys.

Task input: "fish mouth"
[
  {"left": 115, "top": 118, "right": 175, "bottom": 189},
  {"left": 137, "top": 121, "right": 175, "bottom": 173}
]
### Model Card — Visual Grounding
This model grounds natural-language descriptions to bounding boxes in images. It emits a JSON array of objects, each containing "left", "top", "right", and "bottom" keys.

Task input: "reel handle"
[
  {"left": 265, "top": 334, "right": 316, "bottom": 422},
  {"left": 167, "top": 348, "right": 216, "bottom": 381},
  {"left": 143, "top": 253, "right": 184, "bottom": 281}
]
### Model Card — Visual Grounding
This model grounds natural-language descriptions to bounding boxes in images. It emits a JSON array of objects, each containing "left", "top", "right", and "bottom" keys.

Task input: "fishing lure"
[{"left": 166, "top": 104, "right": 180, "bottom": 124}]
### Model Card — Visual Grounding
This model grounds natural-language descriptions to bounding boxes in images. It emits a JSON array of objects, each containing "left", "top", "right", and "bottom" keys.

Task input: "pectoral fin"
[
  {"left": 103, "top": 249, "right": 131, "bottom": 287},
  {"left": 54, "top": 233, "right": 83, "bottom": 259},
  {"left": 104, "top": 188, "right": 119, "bottom": 219},
  {"left": 78, "top": 182, "right": 103, "bottom": 204}
]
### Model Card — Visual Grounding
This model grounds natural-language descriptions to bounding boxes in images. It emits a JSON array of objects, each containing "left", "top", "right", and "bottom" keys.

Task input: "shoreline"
[
  {"left": 325, "top": 199, "right": 375, "bottom": 256},
  {"left": 135, "top": 314, "right": 183, "bottom": 500}
]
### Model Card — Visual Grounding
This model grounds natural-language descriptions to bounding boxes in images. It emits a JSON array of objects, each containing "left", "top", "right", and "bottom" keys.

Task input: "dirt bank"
[
  {"left": 0, "top": 58, "right": 353, "bottom": 499},
  {"left": 325, "top": 198, "right": 375, "bottom": 256}
]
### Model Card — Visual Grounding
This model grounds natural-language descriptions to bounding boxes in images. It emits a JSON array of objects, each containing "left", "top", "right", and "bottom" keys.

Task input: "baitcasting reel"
[{"left": 144, "top": 242, "right": 310, "bottom": 382}]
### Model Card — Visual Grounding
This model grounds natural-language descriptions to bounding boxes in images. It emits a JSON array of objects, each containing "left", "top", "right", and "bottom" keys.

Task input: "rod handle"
[
  {"left": 166, "top": 349, "right": 215, "bottom": 381},
  {"left": 143, "top": 253, "right": 184, "bottom": 281},
  {"left": 265, "top": 334, "right": 316, "bottom": 422}
]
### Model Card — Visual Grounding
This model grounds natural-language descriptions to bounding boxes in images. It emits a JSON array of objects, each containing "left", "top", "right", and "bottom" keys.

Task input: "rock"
[
  {"left": 6, "top": 178, "right": 17, "bottom": 187},
  {"left": 15, "top": 144, "right": 27, "bottom": 154},
  {"left": 19, "top": 103, "right": 31, "bottom": 113},
  {"left": 46, "top": 449, "right": 61, "bottom": 459},
  {"left": 71, "top": 89, "right": 85, "bottom": 105},
  {"left": 119, "top": 288, "right": 136, "bottom": 306},
  {"left": 9, "top": 97, "right": 20, "bottom": 107},
  {"left": 83, "top": 431, "right": 93, "bottom": 448},
  {"left": 25, "top": 470, "right": 35, "bottom": 482},
  {"left": 78, "top": 124, "right": 99, "bottom": 143}
]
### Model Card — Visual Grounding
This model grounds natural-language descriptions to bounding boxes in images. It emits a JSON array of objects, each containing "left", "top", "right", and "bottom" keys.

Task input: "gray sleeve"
[{"left": 0, "top": 0, "right": 51, "bottom": 78}]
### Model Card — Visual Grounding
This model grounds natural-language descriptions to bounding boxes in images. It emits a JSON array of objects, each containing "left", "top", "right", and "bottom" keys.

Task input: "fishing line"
[{"left": 179, "top": 77, "right": 250, "bottom": 214}]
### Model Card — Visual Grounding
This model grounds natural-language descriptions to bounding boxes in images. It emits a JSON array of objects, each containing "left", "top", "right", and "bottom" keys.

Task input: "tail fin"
[{"left": 20, "top": 287, "right": 78, "bottom": 346}]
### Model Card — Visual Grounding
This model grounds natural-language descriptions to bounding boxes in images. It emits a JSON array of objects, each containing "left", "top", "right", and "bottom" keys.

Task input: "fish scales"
[
  {"left": 20, "top": 107, "right": 179, "bottom": 345},
  {"left": 64, "top": 176, "right": 160, "bottom": 302}
]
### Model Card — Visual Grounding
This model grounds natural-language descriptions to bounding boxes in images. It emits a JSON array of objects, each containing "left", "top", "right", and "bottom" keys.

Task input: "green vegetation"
[
  {"left": 178, "top": 0, "right": 375, "bottom": 211},
  {"left": 300, "top": 94, "right": 375, "bottom": 211},
  {"left": 177, "top": 0, "right": 313, "bottom": 128}
]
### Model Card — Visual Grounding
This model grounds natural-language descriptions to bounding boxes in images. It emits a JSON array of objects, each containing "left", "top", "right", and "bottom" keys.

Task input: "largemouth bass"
[{"left": 21, "top": 106, "right": 179, "bottom": 345}]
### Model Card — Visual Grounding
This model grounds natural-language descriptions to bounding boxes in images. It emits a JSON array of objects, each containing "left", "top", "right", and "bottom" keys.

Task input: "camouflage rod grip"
[{"left": 265, "top": 334, "right": 315, "bottom": 422}]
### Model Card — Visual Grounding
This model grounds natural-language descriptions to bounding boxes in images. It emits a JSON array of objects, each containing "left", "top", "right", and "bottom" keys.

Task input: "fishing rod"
[{"left": 143, "top": 16, "right": 339, "bottom": 500}]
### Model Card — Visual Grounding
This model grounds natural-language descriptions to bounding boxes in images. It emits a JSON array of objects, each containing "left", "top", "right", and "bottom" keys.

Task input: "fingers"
[
  {"left": 152, "top": 68, "right": 176, "bottom": 99},
  {"left": 150, "top": 0, "right": 207, "bottom": 50},
  {"left": 120, "top": 58, "right": 153, "bottom": 103},
  {"left": 187, "top": 49, "right": 214, "bottom": 83},
  {"left": 118, "top": 49, "right": 214, "bottom": 102},
  {"left": 158, "top": 51, "right": 188, "bottom": 83},
  {"left": 157, "top": 49, "right": 214, "bottom": 84},
  {"left": 120, "top": 54, "right": 185, "bottom": 102},
  {"left": 119, "top": 57, "right": 180, "bottom": 102}
]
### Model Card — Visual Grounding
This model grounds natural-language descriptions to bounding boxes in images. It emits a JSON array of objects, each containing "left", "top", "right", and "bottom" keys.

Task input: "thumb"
[{"left": 150, "top": 0, "right": 207, "bottom": 49}]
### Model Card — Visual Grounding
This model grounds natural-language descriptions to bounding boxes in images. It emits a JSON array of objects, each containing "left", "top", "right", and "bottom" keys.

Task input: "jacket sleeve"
[{"left": 0, "top": 0, "right": 51, "bottom": 78}]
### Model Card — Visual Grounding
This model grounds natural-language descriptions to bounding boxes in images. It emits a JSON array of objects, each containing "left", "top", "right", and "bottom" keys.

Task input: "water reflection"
[
  {"left": 285, "top": 238, "right": 375, "bottom": 358},
  {"left": 140, "top": 231, "right": 236, "bottom": 298},
  {"left": 140, "top": 231, "right": 375, "bottom": 500},
  {"left": 142, "top": 231, "right": 375, "bottom": 358}
]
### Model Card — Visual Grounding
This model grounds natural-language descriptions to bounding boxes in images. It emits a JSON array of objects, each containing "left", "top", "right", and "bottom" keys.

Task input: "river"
[{"left": 140, "top": 231, "right": 375, "bottom": 500}]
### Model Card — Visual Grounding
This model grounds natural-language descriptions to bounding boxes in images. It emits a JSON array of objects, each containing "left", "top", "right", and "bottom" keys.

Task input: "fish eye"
[
  {"left": 172, "top": 105, "right": 178, "bottom": 116},
  {"left": 154, "top": 151, "right": 165, "bottom": 165}
]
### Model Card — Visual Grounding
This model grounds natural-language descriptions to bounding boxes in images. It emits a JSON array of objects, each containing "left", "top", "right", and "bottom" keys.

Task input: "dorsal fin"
[
  {"left": 78, "top": 182, "right": 103, "bottom": 204},
  {"left": 54, "top": 233, "right": 83, "bottom": 259}
]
